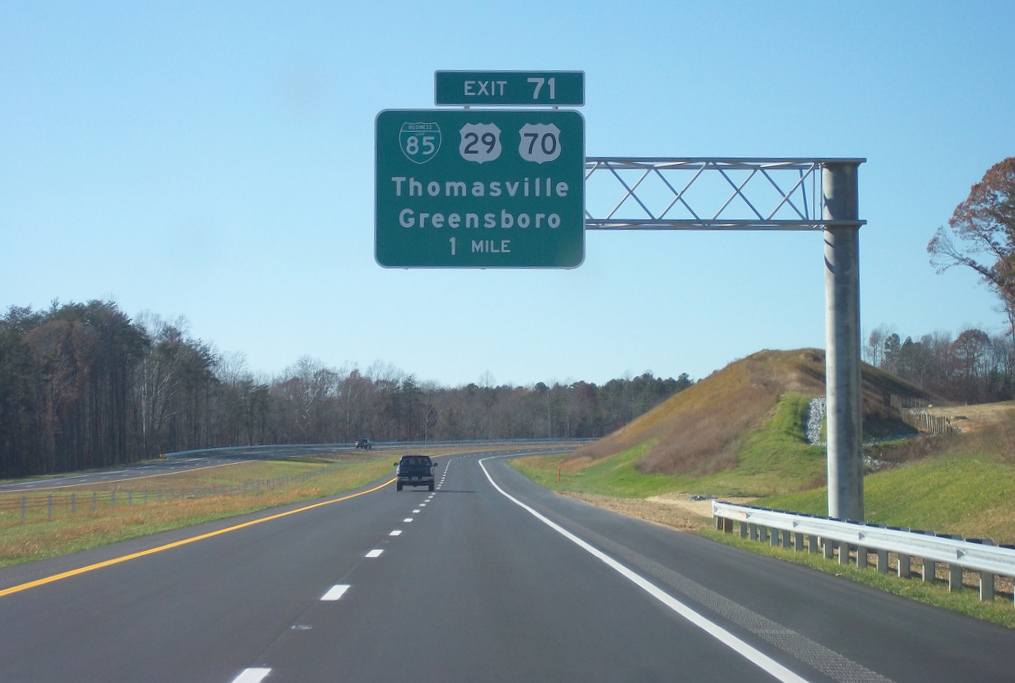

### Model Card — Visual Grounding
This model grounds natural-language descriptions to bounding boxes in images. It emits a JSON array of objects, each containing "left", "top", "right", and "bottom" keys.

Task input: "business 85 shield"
[{"left": 399, "top": 122, "right": 441, "bottom": 164}]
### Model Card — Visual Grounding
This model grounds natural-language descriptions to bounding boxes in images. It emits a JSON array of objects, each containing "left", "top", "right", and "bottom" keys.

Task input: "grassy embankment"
[
  {"left": 514, "top": 392, "right": 827, "bottom": 499},
  {"left": 511, "top": 391, "right": 1015, "bottom": 627},
  {"left": 0, "top": 452, "right": 404, "bottom": 569}
]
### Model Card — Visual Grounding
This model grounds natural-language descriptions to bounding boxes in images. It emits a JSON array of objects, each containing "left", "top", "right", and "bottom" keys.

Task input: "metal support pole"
[
  {"left": 823, "top": 161, "right": 864, "bottom": 522},
  {"left": 584, "top": 157, "right": 866, "bottom": 519}
]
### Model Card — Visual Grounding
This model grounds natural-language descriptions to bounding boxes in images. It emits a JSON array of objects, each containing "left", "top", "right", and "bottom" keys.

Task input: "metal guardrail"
[
  {"left": 165, "top": 438, "right": 590, "bottom": 459},
  {"left": 712, "top": 501, "right": 1015, "bottom": 604}
]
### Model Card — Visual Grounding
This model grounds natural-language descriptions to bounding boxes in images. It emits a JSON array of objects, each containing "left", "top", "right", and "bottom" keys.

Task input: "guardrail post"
[
  {"left": 808, "top": 535, "right": 819, "bottom": 554},
  {"left": 898, "top": 554, "right": 911, "bottom": 579},
  {"left": 739, "top": 522, "right": 748, "bottom": 539},
  {"left": 876, "top": 549, "right": 888, "bottom": 573},
  {"left": 857, "top": 547, "right": 868, "bottom": 569},
  {"left": 794, "top": 533, "right": 804, "bottom": 552},
  {"left": 823, "top": 538, "right": 834, "bottom": 560},
  {"left": 922, "top": 559, "right": 936, "bottom": 582},
  {"left": 948, "top": 564, "right": 963, "bottom": 592},
  {"left": 838, "top": 543, "right": 851, "bottom": 566},
  {"left": 981, "top": 572, "right": 995, "bottom": 602},
  {"left": 770, "top": 529, "right": 780, "bottom": 547},
  {"left": 749, "top": 523, "right": 758, "bottom": 541}
]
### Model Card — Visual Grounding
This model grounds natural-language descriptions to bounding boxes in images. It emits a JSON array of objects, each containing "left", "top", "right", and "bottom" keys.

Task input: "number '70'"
[{"left": 523, "top": 131, "right": 558, "bottom": 155}]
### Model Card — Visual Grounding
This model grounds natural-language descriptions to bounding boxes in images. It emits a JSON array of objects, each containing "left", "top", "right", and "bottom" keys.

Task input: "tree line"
[
  {"left": 908, "top": 156, "right": 1015, "bottom": 404},
  {"left": 865, "top": 325, "right": 1013, "bottom": 404},
  {"left": 0, "top": 301, "right": 692, "bottom": 478}
]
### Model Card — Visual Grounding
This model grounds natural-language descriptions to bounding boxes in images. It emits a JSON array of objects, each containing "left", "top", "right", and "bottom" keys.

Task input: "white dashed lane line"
[
  {"left": 231, "top": 668, "right": 271, "bottom": 683},
  {"left": 231, "top": 478, "right": 448, "bottom": 682},
  {"left": 321, "top": 584, "right": 350, "bottom": 601}
]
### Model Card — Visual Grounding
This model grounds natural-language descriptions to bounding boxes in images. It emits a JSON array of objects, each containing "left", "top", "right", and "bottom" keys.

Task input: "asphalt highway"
[{"left": 1, "top": 448, "right": 1013, "bottom": 682}]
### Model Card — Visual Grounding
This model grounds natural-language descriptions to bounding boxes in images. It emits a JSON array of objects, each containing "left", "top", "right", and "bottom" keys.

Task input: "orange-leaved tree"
[{"left": 928, "top": 157, "right": 1015, "bottom": 337}]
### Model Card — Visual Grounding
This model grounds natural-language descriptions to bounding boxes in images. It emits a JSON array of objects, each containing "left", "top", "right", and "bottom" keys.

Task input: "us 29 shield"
[{"left": 458, "top": 122, "right": 502, "bottom": 164}]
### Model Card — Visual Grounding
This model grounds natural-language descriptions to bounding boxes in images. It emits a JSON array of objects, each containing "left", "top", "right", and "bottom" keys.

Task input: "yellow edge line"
[{"left": 0, "top": 478, "right": 395, "bottom": 598}]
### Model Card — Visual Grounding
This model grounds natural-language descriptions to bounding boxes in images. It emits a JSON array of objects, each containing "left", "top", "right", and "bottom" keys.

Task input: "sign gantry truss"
[
  {"left": 583, "top": 157, "right": 866, "bottom": 231},
  {"left": 584, "top": 155, "right": 867, "bottom": 522}
]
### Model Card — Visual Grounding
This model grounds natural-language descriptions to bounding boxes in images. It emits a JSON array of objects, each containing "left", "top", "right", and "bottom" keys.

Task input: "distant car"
[
  {"left": 355, "top": 438, "right": 372, "bottom": 449},
  {"left": 394, "top": 454, "right": 438, "bottom": 492}
]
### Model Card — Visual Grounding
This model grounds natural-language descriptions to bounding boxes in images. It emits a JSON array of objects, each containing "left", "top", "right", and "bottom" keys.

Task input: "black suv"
[
  {"left": 394, "top": 455, "right": 438, "bottom": 491},
  {"left": 355, "top": 438, "right": 372, "bottom": 449}
]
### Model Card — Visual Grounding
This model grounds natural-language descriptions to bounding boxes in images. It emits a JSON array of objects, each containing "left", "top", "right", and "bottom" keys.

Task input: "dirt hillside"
[{"left": 926, "top": 402, "right": 1015, "bottom": 433}]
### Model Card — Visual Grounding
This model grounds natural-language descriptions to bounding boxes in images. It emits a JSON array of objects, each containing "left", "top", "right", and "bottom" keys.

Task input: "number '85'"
[{"left": 405, "top": 136, "right": 436, "bottom": 156}]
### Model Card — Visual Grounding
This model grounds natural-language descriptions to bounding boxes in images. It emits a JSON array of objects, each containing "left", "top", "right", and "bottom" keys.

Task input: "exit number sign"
[
  {"left": 435, "top": 71, "right": 584, "bottom": 107},
  {"left": 375, "top": 109, "right": 585, "bottom": 268}
]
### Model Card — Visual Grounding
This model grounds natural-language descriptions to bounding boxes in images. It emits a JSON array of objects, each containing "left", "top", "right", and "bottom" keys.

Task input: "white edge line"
[
  {"left": 231, "top": 668, "right": 271, "bottom": 683},
  {"left": 321, "top": 584, "right": 350, "bottom": 601},
  {"left": 477, "top": 456, "right": 810, "bottom": 683}
]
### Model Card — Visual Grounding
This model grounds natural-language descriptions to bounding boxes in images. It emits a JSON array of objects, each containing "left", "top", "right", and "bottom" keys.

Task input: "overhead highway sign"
[{"left": 375, "top": 109, "right": 585, "bottom": 268}]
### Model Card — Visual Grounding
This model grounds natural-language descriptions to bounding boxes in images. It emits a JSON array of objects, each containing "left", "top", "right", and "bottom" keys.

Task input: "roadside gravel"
[{"left": 557, "top": 491, "right": 738, "bottom": 531}]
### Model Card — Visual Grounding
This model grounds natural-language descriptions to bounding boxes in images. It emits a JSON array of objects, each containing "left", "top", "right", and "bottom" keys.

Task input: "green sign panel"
[
  {"left": 434, "top": 71, "right": 584, "bottom": 107},
  {"left": 375, "top": 109, "right": 585, "bottom": 268}
]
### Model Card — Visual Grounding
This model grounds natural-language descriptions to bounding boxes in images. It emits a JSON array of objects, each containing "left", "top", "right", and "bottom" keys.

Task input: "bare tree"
[{"left": 929, "top": 157, "right": 1015, "bottom": 338}]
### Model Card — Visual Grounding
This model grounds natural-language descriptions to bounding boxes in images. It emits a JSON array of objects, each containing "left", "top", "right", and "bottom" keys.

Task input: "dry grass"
[{"left": 0, "top": 456, "right": 394, "bottom": 567}]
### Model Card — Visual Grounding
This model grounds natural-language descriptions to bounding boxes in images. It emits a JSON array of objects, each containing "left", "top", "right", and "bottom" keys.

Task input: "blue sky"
[{"left": 3, "top": 1, "right": 1014, "bottom": 387}]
